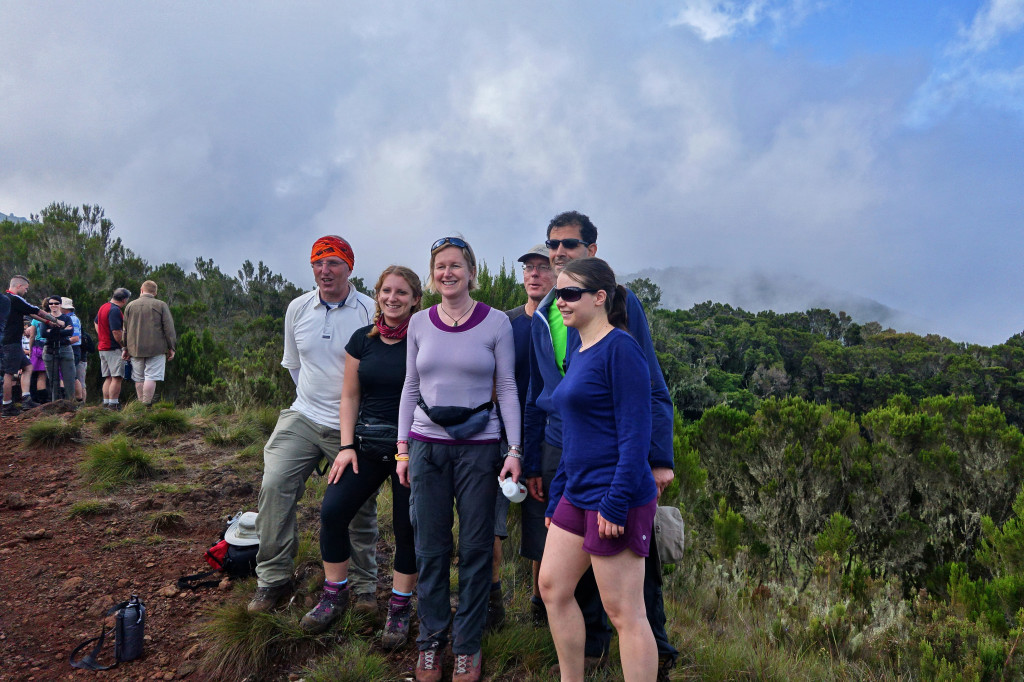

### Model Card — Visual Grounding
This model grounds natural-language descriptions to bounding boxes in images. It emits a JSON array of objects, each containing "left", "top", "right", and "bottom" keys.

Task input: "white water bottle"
[{"left": 499, "top": 476, "right": 527, "bottom": 503}]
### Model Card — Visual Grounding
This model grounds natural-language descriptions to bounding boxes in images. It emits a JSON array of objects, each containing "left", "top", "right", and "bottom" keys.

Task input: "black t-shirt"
[
  {"left": 0, "top": 294, "right": 9, "bottom": 340},
  {"left": 345, "top": 324, "right": 407, "bottom": 425},
  {"left": 1, "top": 293, "right": 40, "bottom": 345}
]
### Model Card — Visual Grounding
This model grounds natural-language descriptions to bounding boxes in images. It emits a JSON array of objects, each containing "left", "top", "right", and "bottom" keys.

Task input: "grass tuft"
[
  {"left": 121, "top": 406, "right": 192, "bottom": 437},
  {"left": 81, "top": 436, "right": 159, "bottom": 490},
  {"left": 22, "top": 416, "right": 82, "bottom": 448},
  {"left": 205, "top": 423, "right": 261, "bottom": 446},
  {"left": 147, "top": 510, "right": 187, "bottom": 532},
  {"left": 243, "top": 406, "right": 280, "bottom": 436},
  {"left": 199, "top": 599, "right": 358, "bottom": 680},
  {"left": 300, "top": 640, "right": 391, "bottom": 682},
  {"left": 68, "top": 499, "right": 117, "bottom": 518}
]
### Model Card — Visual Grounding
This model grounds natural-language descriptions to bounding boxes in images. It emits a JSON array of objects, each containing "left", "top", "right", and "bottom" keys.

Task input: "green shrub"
[
  {"left": 22, "top": 416, "right": 82, "bottom": 448},
  {"left": 81, "top": 436, "right": 158, "bottom": 489}
]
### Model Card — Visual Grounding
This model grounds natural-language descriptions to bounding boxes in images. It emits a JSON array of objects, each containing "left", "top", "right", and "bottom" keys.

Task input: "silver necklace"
[{"left": 439, "top": 300, "right": 475, "bottom": 327}]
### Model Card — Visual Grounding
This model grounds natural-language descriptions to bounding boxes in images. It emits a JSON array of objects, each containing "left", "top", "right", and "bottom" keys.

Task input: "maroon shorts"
[{"left": 551, "top": 496, "right": 657, "bottom": 557}]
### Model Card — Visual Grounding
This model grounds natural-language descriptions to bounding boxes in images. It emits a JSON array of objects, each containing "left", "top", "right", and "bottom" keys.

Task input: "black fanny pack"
[
  {"left": 417, "top": 398, "right": 493, "bottom": 440},
  {"left": 355, "top": 419, "right": 398, "bottom": 461},
  {"left": 417, "top": 398, "right": 492, "bottom": 426}
]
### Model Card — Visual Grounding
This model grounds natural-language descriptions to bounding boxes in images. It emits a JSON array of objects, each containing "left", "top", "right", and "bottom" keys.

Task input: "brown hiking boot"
[
  {"left": 452, "top": 650, "right": 482, "bottom": 682},
  {"left": 247, "top": 581, "right": 295, "bottom": 614},
  {"left": 415, "top": 644, "right": 443, "bottom": 682},
  {"left": 353, "top": 591, "right": 378, "bottom": 620}
]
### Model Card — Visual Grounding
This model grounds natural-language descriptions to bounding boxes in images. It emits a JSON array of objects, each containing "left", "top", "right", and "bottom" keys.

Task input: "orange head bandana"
[{"left": 310, "top": 236, "right": 355, "bottom": 269}]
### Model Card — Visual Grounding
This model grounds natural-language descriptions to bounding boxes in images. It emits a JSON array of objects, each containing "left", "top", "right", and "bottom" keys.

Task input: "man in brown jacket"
[{"left": 121, "top": 280, "right": 176, "bottom": 406}]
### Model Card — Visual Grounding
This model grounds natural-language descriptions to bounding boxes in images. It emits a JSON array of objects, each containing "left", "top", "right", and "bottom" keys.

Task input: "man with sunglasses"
[
  {"left": 525, "top": 211, "right": 678, "bottom": 679},
  {"left": 249, "top": 235, "right": 380, "bottom": 618},
  {"left": 2, "top": 276, "right": 63, "bottom": 417}
]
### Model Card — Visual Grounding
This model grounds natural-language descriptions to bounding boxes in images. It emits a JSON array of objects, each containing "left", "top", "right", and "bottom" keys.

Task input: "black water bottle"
[{"left": 115, "top": 595, "right": 145, "bottom": 662}]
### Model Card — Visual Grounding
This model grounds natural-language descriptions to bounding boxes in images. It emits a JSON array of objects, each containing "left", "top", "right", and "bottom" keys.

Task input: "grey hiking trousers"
[{"left": 255, "top": 409, "right": 378, "bottom": 593}]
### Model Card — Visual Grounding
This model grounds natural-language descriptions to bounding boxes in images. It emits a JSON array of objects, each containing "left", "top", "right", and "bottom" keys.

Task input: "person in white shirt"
[{"left": 248, "top": 235, "right": 380, "bottom": 616}]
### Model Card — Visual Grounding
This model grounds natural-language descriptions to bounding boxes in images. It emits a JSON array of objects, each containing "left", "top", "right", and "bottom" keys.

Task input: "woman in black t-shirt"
[{"left": 300, "top": 266, "right": 423, "bottom": 647}]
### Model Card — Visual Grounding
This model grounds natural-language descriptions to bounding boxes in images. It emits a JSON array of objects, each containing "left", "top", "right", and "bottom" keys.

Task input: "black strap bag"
[
  {"left": 417, "top": 398, "right": 493, "bottom": 439},
  {"left": 69, "top": 595, "right": 146, "bottom": 670}
]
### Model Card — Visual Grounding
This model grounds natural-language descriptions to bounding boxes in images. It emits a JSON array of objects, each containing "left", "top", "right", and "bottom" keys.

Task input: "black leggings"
[{"left": 320, "top": 443, "right": 416, "bottom": 575}]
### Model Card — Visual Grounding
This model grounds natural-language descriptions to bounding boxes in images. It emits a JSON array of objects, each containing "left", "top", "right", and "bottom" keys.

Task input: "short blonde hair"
[
  {"left": 425, "top": 236, "right": 478, "bottom": 295},
  {"left": 141, "top": 280, "right": 158, "bottom": 295}
]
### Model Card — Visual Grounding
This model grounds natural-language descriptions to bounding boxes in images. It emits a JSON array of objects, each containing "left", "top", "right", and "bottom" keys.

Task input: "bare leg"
[
  {"left": 538, "top": 524, "right": 591, "bottom": 682},
  {"left": 141, "top": 380, "right": 157, "bottom": 404},
  {"left": 592, "top": 550, "right": 657, "bottom": 682}
]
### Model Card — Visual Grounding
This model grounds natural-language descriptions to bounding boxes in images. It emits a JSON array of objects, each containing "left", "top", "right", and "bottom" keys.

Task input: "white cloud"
[
  {"left": 908, "top": 0, "right": 1024, "bottom": 126},
  {"left": 959, "top": 0, "right": 1024, "bottom": 54},
  {"left": 668, "top": 0, "right": 828, "bottom": 41}
]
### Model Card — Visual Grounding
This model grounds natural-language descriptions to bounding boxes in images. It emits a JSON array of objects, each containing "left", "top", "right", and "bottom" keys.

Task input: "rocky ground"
[{"left": 0, "top": 404, "right": 271, "bottom": 681}]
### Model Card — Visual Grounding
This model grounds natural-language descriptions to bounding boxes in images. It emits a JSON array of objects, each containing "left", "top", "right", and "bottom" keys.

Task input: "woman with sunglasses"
[
  {"left": 539, "top": 257, "right": 658, "bottom": 682},
  {"left": 40, "top": 296, "right": 77, "bottom": 402},
  {"left": 300, "top": 266, "right": 422, "bottom": 647},
  {"left": 396, "top": 236, "right": 521, "bottom": 682}
]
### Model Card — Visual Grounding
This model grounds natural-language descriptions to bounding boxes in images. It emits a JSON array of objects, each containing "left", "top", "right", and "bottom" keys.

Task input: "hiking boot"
[
  {"left": 247, "top": 581, "right": 295, "bottom": 614},
  {"left": 657, "top": 653, "right": 676, "bottom": 682},
  {"left": 452, "top": 651, "right": 482, "bottom": 682},
  {"left": 2, "top": 403, "right": 20, "bottom": 418},
  {"left": 300, "top": 584, "right": 350, "bottom": 634},
  {"left": 20, "top": 396, "right": 39, "bottom": 410},
  {"left": 483, "top": 587, "right": 505, "bottom": 632},
  {"left": 549, "top": 654, "right": 608, "bottom": 677},
  {"left": 353, "top": 591, "right": 378, "bottom": 619},
  {"left": 415, "top": 644, "right": 443, "bottom": 682},
  {"left": 530, "top": 595, "right": 547, "bottom": 627},
  {"left": 381, "top": 597, "right": 413, "bottom": 649}
]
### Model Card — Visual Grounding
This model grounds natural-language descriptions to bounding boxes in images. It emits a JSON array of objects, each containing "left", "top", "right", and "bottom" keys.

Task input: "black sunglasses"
[
  {"left": 554, "top": 287, "right": 598, "bottom": 302},
  {"left": 432, "top": 236, "right": 469, "bottom": 251},
  {"left": 545, "top": 238, "right": 591, "bottom": 250}
]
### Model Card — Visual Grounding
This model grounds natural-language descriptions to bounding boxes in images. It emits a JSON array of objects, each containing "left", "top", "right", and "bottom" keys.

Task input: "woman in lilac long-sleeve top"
[
  {"left": 538, "top": 257, "right": 658, "bottom": 682},
  {"left": 396, "top": 236, "right": 521, "bottom": 681}
]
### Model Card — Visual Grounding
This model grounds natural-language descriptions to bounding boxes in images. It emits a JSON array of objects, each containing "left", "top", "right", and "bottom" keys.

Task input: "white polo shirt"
[{"left": 281, "top": 285, "right": 374, "bottom": 429}]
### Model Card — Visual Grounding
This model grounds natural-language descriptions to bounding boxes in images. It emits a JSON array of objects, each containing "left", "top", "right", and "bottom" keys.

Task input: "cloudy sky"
[{"left": 2, "top": 1, "right": 1022, "bottom": 344}]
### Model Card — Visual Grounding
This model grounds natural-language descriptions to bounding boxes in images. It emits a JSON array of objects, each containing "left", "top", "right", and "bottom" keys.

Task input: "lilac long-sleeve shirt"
[{"left": 398, "top": 303, "right": 521, "bottom": 447}]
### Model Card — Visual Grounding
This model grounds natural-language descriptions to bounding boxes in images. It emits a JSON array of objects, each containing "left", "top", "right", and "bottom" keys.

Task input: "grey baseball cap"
[{"left": 517, "top": 244, "right": 549, "bottom": 263}]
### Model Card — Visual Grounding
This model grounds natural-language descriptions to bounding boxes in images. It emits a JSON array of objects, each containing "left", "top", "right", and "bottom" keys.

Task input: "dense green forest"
[{"left": 7, "top": 204, "right": 1024, "bottom": 678}]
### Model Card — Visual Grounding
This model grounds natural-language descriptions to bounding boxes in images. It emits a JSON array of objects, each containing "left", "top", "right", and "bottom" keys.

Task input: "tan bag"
[{"left": 654, "top": 505, "right": 686, "bottom": 564}]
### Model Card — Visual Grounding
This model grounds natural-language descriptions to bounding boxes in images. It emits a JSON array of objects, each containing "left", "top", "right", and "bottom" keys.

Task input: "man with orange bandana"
[{"left": 249, "top": 235, "right": 381, "bottom": 615}]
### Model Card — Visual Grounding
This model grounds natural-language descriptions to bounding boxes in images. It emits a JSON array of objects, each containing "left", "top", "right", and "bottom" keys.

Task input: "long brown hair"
[
  {"left": 560, "top": 258, "right": 629, "bottom": 331},
  {"left": 368, "top": 265, "right": 423, "bottom": 338}
]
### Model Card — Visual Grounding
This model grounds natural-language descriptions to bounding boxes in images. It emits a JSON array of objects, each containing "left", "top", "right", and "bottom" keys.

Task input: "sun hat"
[
  {"left": 60, "top": 297, "right": 75, "bottom": 309},
  {"left": 224, "top": 511, "right": 260, "bottom": 546}
]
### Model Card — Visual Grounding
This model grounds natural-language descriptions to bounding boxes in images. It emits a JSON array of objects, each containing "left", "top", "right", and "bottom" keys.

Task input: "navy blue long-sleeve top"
[
  {"left": 525, "top": 287, "right": 674, "bottom": 477},
  {"left": 546, "top": 328, "right": 657, "bottom": 526}
]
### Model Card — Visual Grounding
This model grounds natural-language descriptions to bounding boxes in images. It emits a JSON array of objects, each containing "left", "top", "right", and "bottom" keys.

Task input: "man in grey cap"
[{"left": 485, "top": 243, "right": 556, "bottom": 631}]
